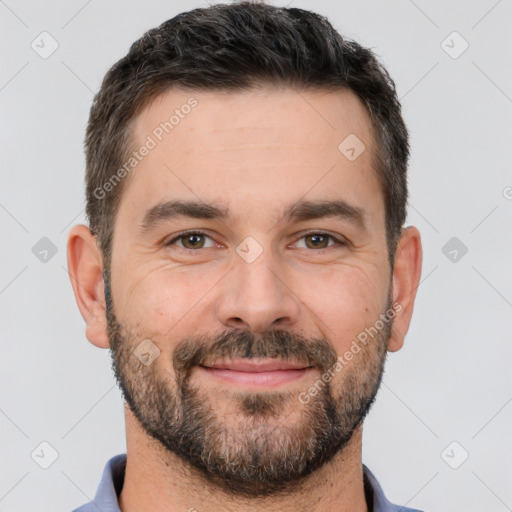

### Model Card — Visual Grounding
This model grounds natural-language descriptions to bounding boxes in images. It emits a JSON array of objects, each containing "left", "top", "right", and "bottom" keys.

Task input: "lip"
[
  {"left": 197, "top": 358, "right": 314, "bottom": 387},
  {"left": 205, "top": 358, "right": 311, "bottom": 372}
]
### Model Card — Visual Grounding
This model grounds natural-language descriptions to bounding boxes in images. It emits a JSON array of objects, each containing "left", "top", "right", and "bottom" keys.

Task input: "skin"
[{"left": 67, "top": 86, "right": 422, "bottom": 512}]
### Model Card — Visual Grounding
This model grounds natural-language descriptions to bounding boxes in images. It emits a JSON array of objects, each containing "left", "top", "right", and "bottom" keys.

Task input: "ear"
[
  {"left": 387, "top": 226, "right": 423, "bottom": 353},
  {"left": 67, "top": 224, "right": 110, "bottom": 349}
]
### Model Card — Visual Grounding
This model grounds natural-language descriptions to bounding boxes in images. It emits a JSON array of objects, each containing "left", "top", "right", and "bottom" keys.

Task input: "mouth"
[{"left": 196, "top": 358, "right": 315, "bottom": 388}]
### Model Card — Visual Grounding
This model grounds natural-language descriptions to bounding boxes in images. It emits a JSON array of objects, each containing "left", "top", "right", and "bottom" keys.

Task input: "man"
[{"left": 67, "top": 2, "right": 423, "bottom": 511}]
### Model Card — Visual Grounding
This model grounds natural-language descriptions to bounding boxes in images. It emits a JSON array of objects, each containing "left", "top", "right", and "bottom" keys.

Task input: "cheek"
[
  {"left": 115, "top": 262, "right": 222, "bottom": 340},
  {"left": 293, "top": 263, "right": 387, "bottom": 350},
  {"left": 134, "top": 280, "right": 195, "bottom": 330}
]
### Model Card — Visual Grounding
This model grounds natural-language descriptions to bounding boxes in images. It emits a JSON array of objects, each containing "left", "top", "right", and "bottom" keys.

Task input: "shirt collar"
[{"left": 72, "top": 454, "right": 423, "bottom": 512}]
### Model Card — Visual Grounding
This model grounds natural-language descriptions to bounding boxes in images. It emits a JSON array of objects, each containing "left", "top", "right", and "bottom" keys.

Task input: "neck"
[{"left": 119, "top": 406, "right": 368, "bottom": 512}]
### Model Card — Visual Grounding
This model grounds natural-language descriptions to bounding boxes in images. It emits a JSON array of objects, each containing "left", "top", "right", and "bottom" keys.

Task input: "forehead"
[{"left": 120, "top": 86, "right": 383, "bottom": 229}]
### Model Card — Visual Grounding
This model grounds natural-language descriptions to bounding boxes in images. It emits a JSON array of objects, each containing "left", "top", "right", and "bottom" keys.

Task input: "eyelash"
[{"left": 165, "top": 230, "right": 347, "bottom": 251}]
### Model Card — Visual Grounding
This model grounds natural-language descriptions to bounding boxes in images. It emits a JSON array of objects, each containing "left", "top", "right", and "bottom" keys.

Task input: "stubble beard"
[{"left": 105, "top": 271, "right": 391, "bottom": 497}]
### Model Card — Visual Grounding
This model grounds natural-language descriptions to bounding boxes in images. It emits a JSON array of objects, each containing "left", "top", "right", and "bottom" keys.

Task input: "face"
[{"left": 106, "top": 86, "right": 394, "bottom": 496}]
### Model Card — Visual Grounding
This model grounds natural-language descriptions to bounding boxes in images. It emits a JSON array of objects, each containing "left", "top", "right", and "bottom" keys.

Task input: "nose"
[{"left": 215, "top": 248, "right": 302, "bottom": 334}]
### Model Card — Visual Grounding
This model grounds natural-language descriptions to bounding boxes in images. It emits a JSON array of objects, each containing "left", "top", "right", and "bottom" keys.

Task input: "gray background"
[{"left": 1, "top": 0, "right": 511, "bottom": 510}]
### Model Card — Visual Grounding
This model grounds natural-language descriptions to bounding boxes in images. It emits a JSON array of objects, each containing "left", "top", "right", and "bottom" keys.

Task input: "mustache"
[{"left": 172, "top": 328, "right": 338, "bottom": 376}]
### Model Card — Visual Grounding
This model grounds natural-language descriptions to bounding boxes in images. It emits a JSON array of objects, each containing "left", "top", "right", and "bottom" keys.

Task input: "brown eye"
[
  {"left": 167, "top": 232, "right": 215, "bottom": 250},
  {"left": 181, "top": 233, "right": 205, "bottom": 249},
  {"left": 293, "top": 232, "right": 346, "bottom": 250},
  {"left": 304, "top": 233, "right": 331, "bottom": 249}
]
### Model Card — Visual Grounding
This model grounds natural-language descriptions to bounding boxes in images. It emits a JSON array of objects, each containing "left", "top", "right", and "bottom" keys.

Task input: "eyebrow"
[{"left": 138, "top": 198, "right": 368, "bottom": 235}]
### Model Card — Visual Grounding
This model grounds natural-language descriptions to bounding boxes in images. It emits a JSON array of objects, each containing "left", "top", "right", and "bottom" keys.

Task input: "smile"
[{"left": 197, "top": 358, "right": 315, "bottom": 387}]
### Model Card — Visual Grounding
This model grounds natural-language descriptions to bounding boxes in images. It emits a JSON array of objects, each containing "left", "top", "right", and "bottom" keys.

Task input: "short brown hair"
[{"left": 85, "top": 1, "right": 409, "bottom": 268}]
